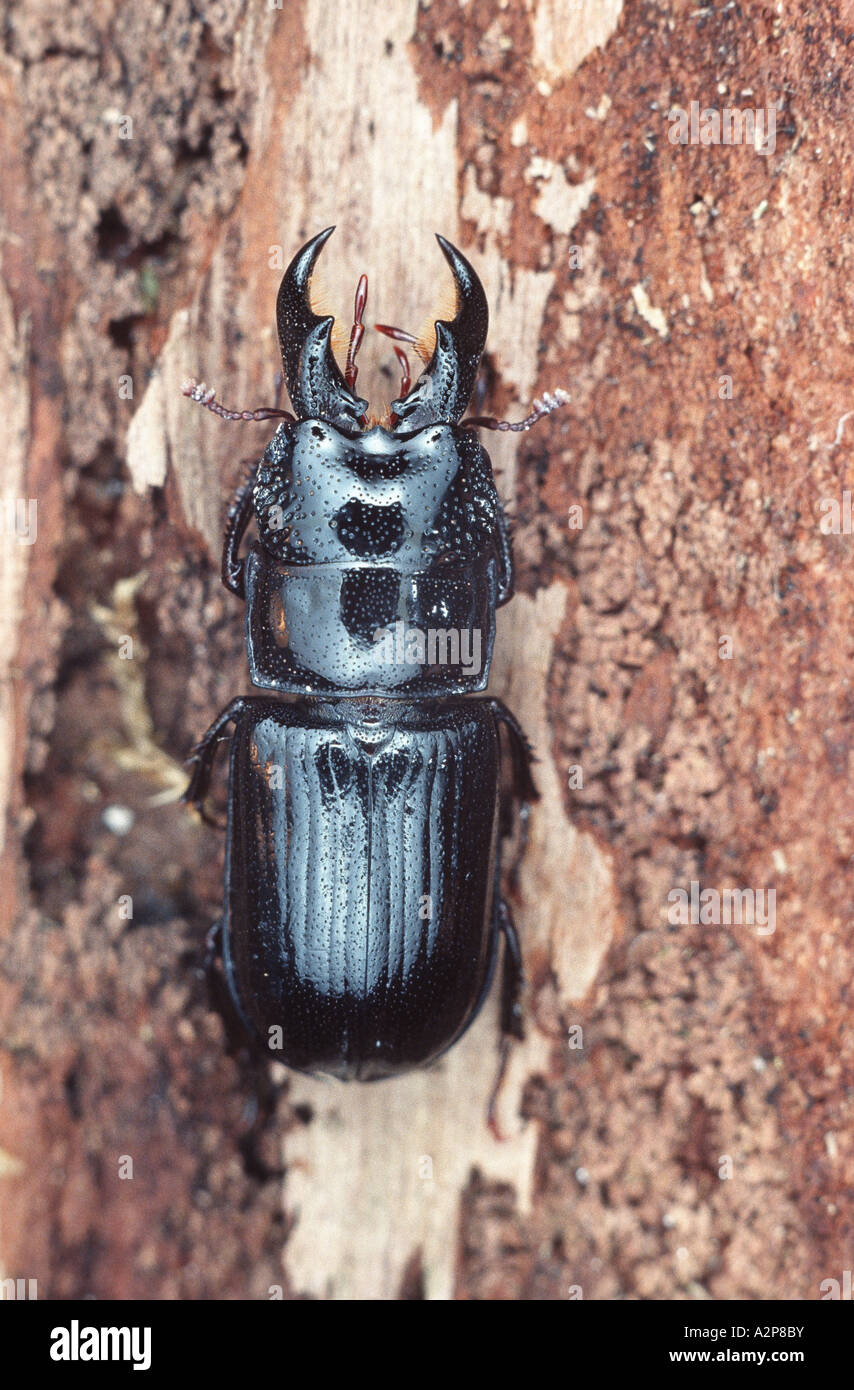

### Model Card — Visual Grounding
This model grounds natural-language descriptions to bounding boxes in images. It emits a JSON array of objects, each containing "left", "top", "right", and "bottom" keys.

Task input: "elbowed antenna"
[
  {"left": 276, "top": 227, "right": 369, "bottom": 428},
  {"left": 390, "top": 235, "right": 489, "bottom": 429}
]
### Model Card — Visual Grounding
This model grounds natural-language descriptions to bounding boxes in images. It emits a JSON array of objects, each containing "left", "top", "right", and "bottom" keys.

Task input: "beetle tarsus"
[
  {"left": 182, "top": 697, "right": 248, "bottom": 823},
  {"left": 489, "top": 698, "right": 539, "bottom": 806},
  {"left": 485, "top": 901, "right": 525, "bottom": 1141},
  {"left": 486, "top": 1042, "right": 512, "bottom": 1143},
  {"left": 201, "top": 920, "right": 249, "bottom": 1054},
  {"left": 204, "top": 921, "right": 287, "bottom": 1174},
  {"left": 498, "top": 898, "right": 525, "bottom": 1041},
  {"left": 203, "top": 920, "right": 252, "bottom": 1054},
  {"left": 221, "top": 460, "right": 261, "bottom": 597},
  {"left": 495, "top": 503, "right": 514, "bottom": 605},
  {"left": 202, "top": 921, "right": 223, "bottom": 977}
]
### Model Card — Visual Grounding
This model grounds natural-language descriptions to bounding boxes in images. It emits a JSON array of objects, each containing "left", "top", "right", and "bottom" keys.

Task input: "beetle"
[{"left": 182, "top": 229, "right": 567, "bottom": 1082}]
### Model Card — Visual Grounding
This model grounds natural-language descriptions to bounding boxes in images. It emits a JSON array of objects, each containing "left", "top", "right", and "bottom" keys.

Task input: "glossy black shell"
[
  {"left": 222, "top": 697, "right": 501, "bottom": 1079},
  {"left": 185, "top": 231, "right": 533, "bottom": 1082},
  {"left": 245, "top": 418, "right": 506, "bottom": 695}
]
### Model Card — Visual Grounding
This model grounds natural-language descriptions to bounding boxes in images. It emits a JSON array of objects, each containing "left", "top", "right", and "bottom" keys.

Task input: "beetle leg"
[
  {"left": 201, "top": 922, "right": 287, "bottom": 1167},
  {"left": 202, "top": 921, "right": 252, "bottom": 1052},
  {"left": 495, "top": 502, "right": 514, "bottom": 606},
  {"left": 462, "top": 387, "right": 570, "bottom": 432},
  {"left": 490, "top": 697, "right": 538, "bottom": 862},
  {"left": 183, "top": 697, "right": 248, "bottom": 825},
  {"left": 486, "top": 898, "right": 525, "bottom": 1140},
  {"left": 202, "top": 920, "right": 231, "bottom": 1018},
  {"left": 488, "top": 698, "right": 539, "bottom": 807},
  {"left": 497, "top": 898, "right": 525, "bottom": 1041},
  {"left": 203, "top": 920, "right": 223, "bottom": 973},
  {"left": 222, "top": 459, "right": 261, "bottom": 597}
]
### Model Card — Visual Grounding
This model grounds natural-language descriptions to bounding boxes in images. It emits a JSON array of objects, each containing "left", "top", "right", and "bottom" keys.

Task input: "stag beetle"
[{"left": 182, "top": 229, "right": 567, "bottom": 1082}]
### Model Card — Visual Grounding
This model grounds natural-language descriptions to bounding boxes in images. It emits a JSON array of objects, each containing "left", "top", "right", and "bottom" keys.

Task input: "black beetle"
[{"left": 182, "top": 229, "right": 567, "bottom": 1082}]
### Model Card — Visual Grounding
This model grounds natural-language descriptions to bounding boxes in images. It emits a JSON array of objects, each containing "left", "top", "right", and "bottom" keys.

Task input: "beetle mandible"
[{"left": 182, "top": 229, "right": 568, "bottom": 1083}]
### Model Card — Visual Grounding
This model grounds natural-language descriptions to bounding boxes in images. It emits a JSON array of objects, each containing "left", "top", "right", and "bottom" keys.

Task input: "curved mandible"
[
  {"left": 390, "top": 235, "right": 489, "bottom": 429},
  {"left": 276, "top": 227, "right": 369, "bottom": 428}
]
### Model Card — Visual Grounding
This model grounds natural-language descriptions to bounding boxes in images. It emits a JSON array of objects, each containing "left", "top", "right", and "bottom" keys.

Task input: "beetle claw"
[{"left": 184, "top": 794, "right": 225, "bottom": 830}]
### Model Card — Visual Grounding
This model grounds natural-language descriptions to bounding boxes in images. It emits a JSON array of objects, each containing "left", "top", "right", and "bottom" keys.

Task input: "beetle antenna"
[
  {"left": 181, "top": 379, "right": 295, "bottom": 424},
  {"left": 344, "top": 274, "right": 369, "bottom": 390},
  {"left": 462, "top": 388, "right": 570, "bottom": 433}
]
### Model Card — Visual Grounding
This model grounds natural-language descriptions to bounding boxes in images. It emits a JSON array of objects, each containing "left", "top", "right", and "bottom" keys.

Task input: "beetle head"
[
  {"left": 277, "top": 227, "right": 369, "bottom": 430},
  {"left": 390, "top": 235, "right": 488, "bottom": 430},
  {"left": 277, "top": 230, "right": 488, "bottom": 431}
]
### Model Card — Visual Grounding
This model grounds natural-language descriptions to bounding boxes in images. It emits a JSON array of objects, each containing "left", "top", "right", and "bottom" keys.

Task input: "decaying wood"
[{"left": 1, "top": 0, "right": 853, "bottom": 1301}]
